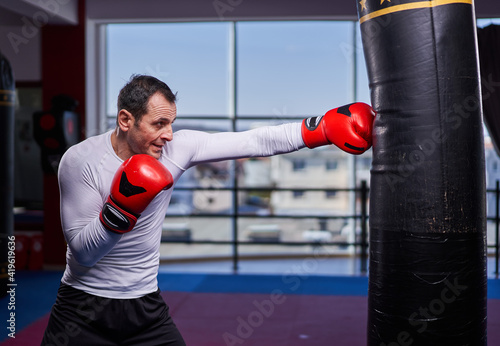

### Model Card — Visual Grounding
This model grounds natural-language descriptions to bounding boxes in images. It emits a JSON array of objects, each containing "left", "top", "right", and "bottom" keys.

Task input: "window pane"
[
  {"left": 356, "top": 23, "right": 371, "bottom": 104},
  {"left": 236, "top": 21, "right": 354, "bottom": 117},
  {"left": 159, "top": 216, "right": 233, "bottom": 260},
  {"left": 106, "top": 22, "right": 231, "bottom": 118}
]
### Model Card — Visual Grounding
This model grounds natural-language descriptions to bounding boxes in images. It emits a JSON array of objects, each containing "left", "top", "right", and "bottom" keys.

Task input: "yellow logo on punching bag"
[
  {"left": 0, "top": 90, "right": 15, "bottom": 106},
  {"left": 358, "top": 0, "right": 473, "bottom": 24}
]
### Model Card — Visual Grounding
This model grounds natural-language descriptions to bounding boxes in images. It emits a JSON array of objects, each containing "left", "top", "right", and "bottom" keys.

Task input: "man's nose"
[{"left": 161, "top": 125, "right": 173, "bottom": 142}]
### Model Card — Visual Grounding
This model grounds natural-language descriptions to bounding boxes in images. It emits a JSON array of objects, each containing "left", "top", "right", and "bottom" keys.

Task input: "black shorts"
[{"left": 41, "top": 284, "right": 186, "bottom": 346}]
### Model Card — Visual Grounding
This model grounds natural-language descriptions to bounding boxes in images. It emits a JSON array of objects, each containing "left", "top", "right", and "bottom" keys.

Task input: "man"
[{"left": 41, "top": 74, "right": 375, "bottom": 345}]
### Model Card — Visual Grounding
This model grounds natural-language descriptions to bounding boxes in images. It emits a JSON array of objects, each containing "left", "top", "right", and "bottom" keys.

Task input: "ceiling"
[{"left": 0, "top": 0, "right": 499, "bottom": 27}]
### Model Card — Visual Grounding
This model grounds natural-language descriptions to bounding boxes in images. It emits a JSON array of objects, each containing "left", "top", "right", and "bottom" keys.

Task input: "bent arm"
[{"left": 58, "top": 153, "right": 122, "bottom": 267}]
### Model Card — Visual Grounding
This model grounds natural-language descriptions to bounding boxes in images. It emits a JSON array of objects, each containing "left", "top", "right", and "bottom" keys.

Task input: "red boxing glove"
[
  {"left": 99, "top": 154, "right": 174, "bottom": 233},
  {"left": 301, "top": 102, "right": 375, "bottom": 154}
]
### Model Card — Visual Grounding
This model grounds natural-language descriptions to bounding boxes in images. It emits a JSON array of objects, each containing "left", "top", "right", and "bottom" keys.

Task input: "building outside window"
[
  {"left": 292, "top": 159, "right": 306, "bottom": 171},
  {"left": 326, "top": 160, "right": 338, "bottom": 171}
]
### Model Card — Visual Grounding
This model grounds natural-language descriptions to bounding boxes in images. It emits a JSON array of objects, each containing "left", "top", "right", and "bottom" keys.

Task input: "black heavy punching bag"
[
  {"left": 357, "top": 0, "right": 487, "bottom": 345},
  {"left": 0, "top": 51, "right": 15, "bottom": 297}
]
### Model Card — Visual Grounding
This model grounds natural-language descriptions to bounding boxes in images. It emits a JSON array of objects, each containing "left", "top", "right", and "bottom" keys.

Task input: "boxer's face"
[{"left": 127, "top": 92, "right": 176, "bottom": 159}]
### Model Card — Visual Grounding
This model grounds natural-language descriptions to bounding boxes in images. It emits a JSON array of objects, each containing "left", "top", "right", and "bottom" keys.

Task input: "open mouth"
[{"left": 151, "top": 143, "right": 164, "bottom": 153}]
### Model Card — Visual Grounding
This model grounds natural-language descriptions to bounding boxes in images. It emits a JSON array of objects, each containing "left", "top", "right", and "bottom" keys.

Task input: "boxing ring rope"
[{"left": 161, "top": 182, "right": 371, "bottom": 273}]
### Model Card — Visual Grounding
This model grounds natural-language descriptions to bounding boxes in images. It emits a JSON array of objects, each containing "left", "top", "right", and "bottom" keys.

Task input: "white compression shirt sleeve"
[{"left": 181, "top": 122, "right": 305, "bottom": 168}]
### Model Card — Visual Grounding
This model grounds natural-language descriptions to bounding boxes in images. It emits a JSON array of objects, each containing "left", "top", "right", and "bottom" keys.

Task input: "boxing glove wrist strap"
[
  {"left": 99, "top": 196, "right": 139, "bottom": 234},
  {"left": 301, "top": 116, "right": 330, "bottom": 149}
]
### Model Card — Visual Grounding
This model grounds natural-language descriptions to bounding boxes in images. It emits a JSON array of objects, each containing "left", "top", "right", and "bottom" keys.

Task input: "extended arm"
[
  {"left": 182, "top": 102, "right": 375, "bottom": 167},
  {"left": 184, "top": 122, "right": 304, "bottom": 167}
]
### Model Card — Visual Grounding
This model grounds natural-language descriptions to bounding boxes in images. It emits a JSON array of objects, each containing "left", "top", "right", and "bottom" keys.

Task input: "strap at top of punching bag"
[{"left": 358, "top": 0, "right": 473, "bottom": 24}]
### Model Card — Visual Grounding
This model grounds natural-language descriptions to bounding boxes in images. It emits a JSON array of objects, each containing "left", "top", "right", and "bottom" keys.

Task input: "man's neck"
[{"left": 111, "top": 128, "right": 133, "bottom": 161}]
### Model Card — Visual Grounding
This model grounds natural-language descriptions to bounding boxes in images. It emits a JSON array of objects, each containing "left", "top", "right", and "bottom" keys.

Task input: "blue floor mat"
[
  {"left": 1, "top": 271, "right": 62, "bottom": 334},
  {"left": 157, "top": 273, "right": 370, "bottom": 296}
]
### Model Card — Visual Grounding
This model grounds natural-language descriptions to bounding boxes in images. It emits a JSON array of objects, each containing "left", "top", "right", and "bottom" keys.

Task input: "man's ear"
[{"left": 117, "top": 109, "right": 134, "bottom": 132}]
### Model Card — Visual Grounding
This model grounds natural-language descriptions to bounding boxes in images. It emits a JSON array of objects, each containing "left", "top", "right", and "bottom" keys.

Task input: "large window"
[{"left": 103, "top": 21, "right": 368, "bottom": 261}]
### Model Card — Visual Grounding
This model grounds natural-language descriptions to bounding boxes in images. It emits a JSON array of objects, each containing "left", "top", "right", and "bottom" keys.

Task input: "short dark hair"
[{"left": 117, "top": 74, "right": 177, "bottom": 122}]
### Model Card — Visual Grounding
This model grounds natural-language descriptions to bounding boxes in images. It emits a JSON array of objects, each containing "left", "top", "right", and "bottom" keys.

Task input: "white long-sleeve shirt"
[{"left": 58, "top": 124, "right": 304, "bottom": 298}]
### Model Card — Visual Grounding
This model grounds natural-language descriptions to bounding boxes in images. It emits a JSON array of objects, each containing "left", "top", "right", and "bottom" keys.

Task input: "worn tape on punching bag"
[{"left": 357, "top": 0, "right": 487, "bottom": 344}]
